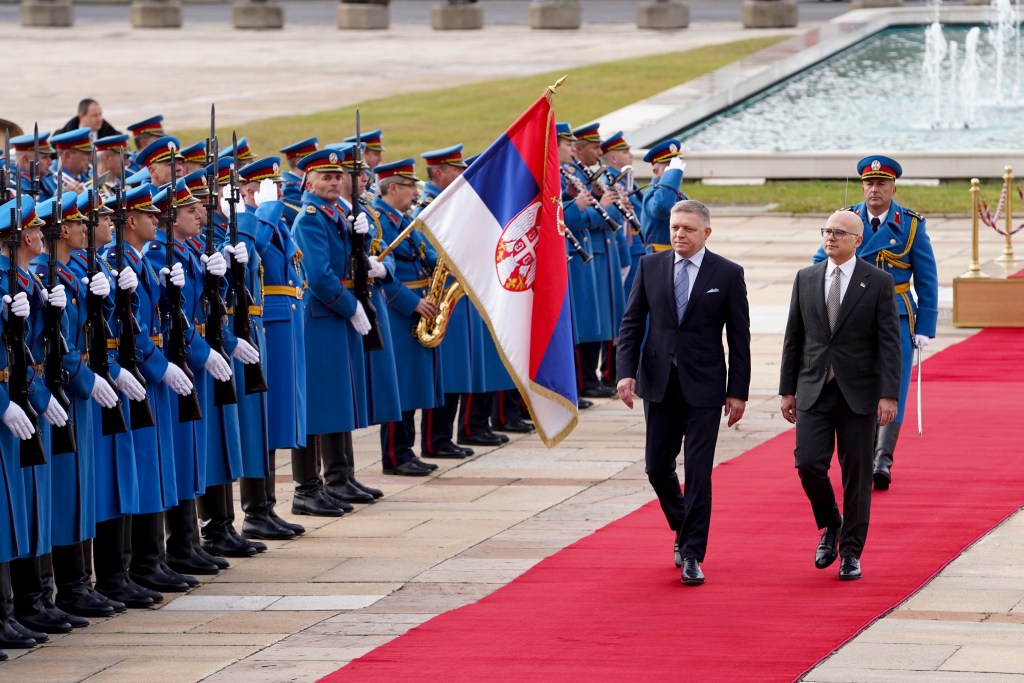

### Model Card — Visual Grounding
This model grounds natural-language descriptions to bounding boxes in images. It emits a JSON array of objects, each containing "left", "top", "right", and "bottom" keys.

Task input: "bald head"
[{"left": 822, "top": 210, "right": 864, "bottom": 264}]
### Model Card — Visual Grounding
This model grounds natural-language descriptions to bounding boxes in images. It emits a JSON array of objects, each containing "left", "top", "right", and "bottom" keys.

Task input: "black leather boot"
[
  {"left": 129, "top": 512, "right": 190, "bottom": 593},
  {"left": 322, "top": 432, "right": 374, "bottom": 504},
  {"left": 224, "top": 484, "right": 266, "bottom": 553},
  {"left": 266, "top": 449, "right": 305, "bottom": 534},
  {"left": 9, "top": 556, "right": 77, "bottom": 633},
  {"left": 94, "top": 518, "right": 154, "bottom": 609},
  {"left": 241, "top": 475, "right": 294, "bottom": 540},
  {"left": 343, "top": 431, "right": 383, "bottom": 499},
  {"left": 291, "top": 438, "right": 345, "bottom": 517},
  {"left": 1, "top": 562, "right": 43, "bottom": 648},
  {"left": 167, "top": 501, "right": 222, "bottom": 574},
  {"left": 873, "top": 422, "right": 901, "bottom": 491},
  {"left": 53, "top": 543, "right": 117, "bottom": 618},
  {"left": 198, "top": 485, "right": 257, "bottom": 558}
]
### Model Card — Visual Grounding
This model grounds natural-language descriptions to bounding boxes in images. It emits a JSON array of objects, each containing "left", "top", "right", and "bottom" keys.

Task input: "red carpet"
[{"left": 325, "top": 328, "right": 1024, "bottom": 682}]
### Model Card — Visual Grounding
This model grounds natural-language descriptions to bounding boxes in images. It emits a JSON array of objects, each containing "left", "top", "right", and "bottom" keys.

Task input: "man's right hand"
[
  {"left": 415, "top": 298, "right": 438, "bottom": 319},
  {"left": 573, "top": 189, "right": 593, "bottom": 211},
  {"left": 616, "top": 378, "right": 636, "bottom": 409},
  {"left": 780, "top": 394, "right": 797, "bottom": 424}
]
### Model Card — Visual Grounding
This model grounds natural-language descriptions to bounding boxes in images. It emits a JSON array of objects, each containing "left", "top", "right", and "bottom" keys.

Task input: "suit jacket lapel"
[
  {"left": 663, "top": 251, "right": 678, "bottom": 320},
  {"left": 831, "top": 259, "right": 871, "bottom": 336},
  {"left": 812, "top": 260, "right": 829, "bottom": 333},
  {"left": 679, "top": 250, "right": 716, "bottom": 328}
]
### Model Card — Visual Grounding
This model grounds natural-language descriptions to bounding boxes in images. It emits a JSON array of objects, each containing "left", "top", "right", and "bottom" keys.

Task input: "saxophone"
[{"left": 415, "top": 258, "right": 464, "bottom": 348}]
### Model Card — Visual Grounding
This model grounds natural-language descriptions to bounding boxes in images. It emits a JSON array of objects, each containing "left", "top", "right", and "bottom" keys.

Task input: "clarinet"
[{"left": 560, "top": 166, "right": 620, "bottom": 232}]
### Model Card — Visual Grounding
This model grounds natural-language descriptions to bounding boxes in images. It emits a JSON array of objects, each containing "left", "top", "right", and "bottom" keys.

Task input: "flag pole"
[{"left": 377, "top": 219, "right": 421, "bottom": 261}]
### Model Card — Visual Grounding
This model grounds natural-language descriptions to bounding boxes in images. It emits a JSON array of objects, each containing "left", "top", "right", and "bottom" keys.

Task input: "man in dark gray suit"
[
  {"left": 616, "top": 199, "right": 750, "bottom": 586},
  {"left": 780, "top": 210, "right": 902, "bottom": 581}
]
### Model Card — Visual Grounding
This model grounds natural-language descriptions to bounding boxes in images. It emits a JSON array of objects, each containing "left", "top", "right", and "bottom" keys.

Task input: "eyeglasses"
[{"left": 820, "top": 228, "right": 857, "bottom": 239}]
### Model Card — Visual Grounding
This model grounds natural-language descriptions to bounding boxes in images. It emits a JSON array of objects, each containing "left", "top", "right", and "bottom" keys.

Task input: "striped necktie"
[
  {"left": 825, "top": 266, "right": 842, "bottom": 381},
  {"left": 675, "top": 258, "right": 690, "bottom": 324}
]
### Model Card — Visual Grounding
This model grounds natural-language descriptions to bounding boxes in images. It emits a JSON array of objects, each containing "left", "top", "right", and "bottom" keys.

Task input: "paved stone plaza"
[{"left": 1, "top": 9, "right": 1022, "bottom": 683}]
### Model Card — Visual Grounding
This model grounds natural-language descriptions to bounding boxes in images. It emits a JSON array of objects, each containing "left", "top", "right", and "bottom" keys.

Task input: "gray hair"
[
  {"left": 670, "top": 199, "right": 711, "bottom": 228},
  {"left": 378, "top": 175, "right": 401, "bottom": 195}
]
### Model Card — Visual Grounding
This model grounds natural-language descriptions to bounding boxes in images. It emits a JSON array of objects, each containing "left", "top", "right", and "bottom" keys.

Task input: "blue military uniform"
[
  {"left": 641, "top": 138, "right": 687, "bottom": 252},
  {"left": 9, "top": 131, "right": 56, "bottom": 198},
  {"left": 600, "top": 131, "right": 646, "bottom": 300},
  {"left": 43, "top": 128, "right": 93, "bottom": 198},
  {"left": 279, "top": 137, "right": 319, "bottom": 228},
  {"left": 126, "top": 115, "right": 166, "bottom": 174},
  {"left": 813, "top": 155, "right": 939, "bottom": 491}
]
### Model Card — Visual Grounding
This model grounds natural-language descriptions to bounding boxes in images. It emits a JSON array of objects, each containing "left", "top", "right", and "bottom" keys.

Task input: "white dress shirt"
[
  {"left": 825, "top": 257, "right": 857, "bottom": 305},
  {"left": 674, "top": 247, "right": 706, "bottom": 298}
]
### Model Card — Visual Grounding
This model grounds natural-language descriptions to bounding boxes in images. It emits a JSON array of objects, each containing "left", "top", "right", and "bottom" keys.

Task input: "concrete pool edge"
[{"left": 608, "top": 6, "right": 1024, "bottom": 180}]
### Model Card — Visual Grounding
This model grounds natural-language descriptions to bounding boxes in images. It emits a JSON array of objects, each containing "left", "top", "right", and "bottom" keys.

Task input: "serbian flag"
[{"left": 412, "top": 87, "right": 578, "bottom": 446}]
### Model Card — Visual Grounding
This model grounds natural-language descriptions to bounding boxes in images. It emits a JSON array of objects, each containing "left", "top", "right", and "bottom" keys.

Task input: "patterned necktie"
[
  {"left": 870, "top": 217, "right": 880, "bottom": 233},
  {"left": 826, "top": 266, "right": 842, "bottom": 381},
  {"left": 675, "top": 258, "right": 690, "bottom": 324}
]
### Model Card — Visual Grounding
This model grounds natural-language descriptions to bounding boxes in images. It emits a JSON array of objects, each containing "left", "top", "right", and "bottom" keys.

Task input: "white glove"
[
  {"left": 367, "top": 255, "right": 387, "bottom": 279},
  {"left": 47, "top": 284, "right": 67, "bottom": 309},
  {"left": 113, "top": 370, "right": 147, "bottom": 402},
  {"left": 219, "top": 187, "right": 242, "bottom": 216},
  {"left": 3, "top": 292, "right": 30, "bottom": 319},
  {"left": 230, "top": 338, "right": 260, "bottom": 365},
  {"left": 201, "top": 251, "right": 227, "bottom": 277},
  {"left": 349, "top": 301, "right": 371, "bottom": 336},
  {"left": 223, "top": 241, "right": 249, "bottom": 265},
  {"left": 85, "top": 271, "right": 111, "bottom": 298},
  {"left": 2, "top": 403, "right": 35, "bottom": 440},
  {"left": 159, "top": 262, "right": 186, "bottom": 288},
  {"left": 43, "top": 397, "right": 68, "bottom": 427},
  {"left": 352, "top": 212, "right": 370, "bottom": 235},
  {"left": 668, "top": 156, "right": 686, "bottom": 173},
  {"left": 116, "top": 267, "right": 138, "bottom": 292},
  {"left": 204, "top": 351, "right": 233, "bottom": 382},
  {"left": 914, "top": 334, "right": 931, "bottom": 349},
  {"left": 255, "top": 179, "right": 278, "bottom": 207},
  {"left": 162, "top": 363, "right": 194, "bottom": 396},
  {"left": 91, "top": 375, "right": 119, "bottom": 409}
]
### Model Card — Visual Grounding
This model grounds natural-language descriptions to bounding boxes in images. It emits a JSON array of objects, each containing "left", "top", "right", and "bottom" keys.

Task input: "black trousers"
[
  {"left": 794, "top": 380, "right": 876, "bottom": 559},
  {"left": 457, "top": 392, "right": 493, "bottom": 438},
  {"left": 421, "top": 393, "right": 460, "bottom": 454},
  {"left": 576, "top": 342, "right": 602, "bottom": 391},
  {"left": 380, "top": 410, "right": 417, "bottom": 467},
  {"left": 643, "top": 367, "right": 720, "bottom": 562},
  {"left": 492, "top": 389, "right": 525, "bottom": 426}
]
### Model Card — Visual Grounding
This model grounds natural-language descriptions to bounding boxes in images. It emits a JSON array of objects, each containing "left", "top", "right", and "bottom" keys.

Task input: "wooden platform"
[{"left": 953, "top": 262, "right": 1024, "bottom": 328}]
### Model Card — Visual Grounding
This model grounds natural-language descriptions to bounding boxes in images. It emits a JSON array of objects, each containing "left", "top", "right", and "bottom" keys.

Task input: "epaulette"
[
  {"left": 905, "top": 207, "right": 924, "bottom": 221},
  {"left": 284, "top": 202, "right": 301, "bottom": 213},
  {"left": 839, "top": 206, "right": 855, "bottom": 213}
]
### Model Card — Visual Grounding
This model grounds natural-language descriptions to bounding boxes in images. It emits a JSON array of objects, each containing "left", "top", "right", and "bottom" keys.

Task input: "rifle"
[
  {"left": 165, "top": 142, "right": 203, "bottom": 423},
  {"left": 6, "top": 180, "right": 46, "bottom": 466},
  {"left": 350, "top": 111, "right": 384, "bottom": 352},
  {"left": 43, "top": 161, "right": 82, "bottom": 450},
  {"left": 110, "top": 148, "right": 155, "bottom": 429},
  {"left": 226, "top": 132, "right": 267, "bottom": 394},
  {"left": 203, "top": 106, "right": 237, "bottom": 407}
]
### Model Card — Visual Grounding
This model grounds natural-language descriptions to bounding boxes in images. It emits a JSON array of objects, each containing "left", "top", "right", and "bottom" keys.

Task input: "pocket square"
[
  {"left": 859, "top": 282, "right": 867, "bottom": 288},
  {"left": 706, "top": 288, "right": 720, "bottom": 294}
]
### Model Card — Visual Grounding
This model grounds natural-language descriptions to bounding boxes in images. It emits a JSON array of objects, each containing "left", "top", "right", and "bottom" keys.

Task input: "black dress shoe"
[
  {"left": 192, "top": 545, "right": 231, "bottom": 570},
  {"left": 167, "top": 551, "right": 221, "bottom": 576},
  {"left": 457, "top": 432, "right": 503, "bottom": 447},
  {"left": 350, "top": 480, "right": 384, "bottom": 499},
  {"left": 838, "top": 556, "right": 862, "bottom": 581},
  {"left": 577, "top": 398, "right": 593, "bottom": 410},
  {"left": 410, "top": 456, "right": 438, "bottom": 471},
  {"left": 129, "top": 570, "right": 190, "bottom": 594},
  {"left": 383, "top": 460, "right": 431, "bottom": 476},
  {"left": 681, "top": 557, "right": 705, "bottom": 585},
  {"left": 493, "top": 420, "right": 535, "bottom": 434},
  {"left": 161, "top": 563, "right": 200, "bottom": 587},
  {"left": 55, "top": 589, "right": 116, "bottom": 618},
  {"left": 323, "top": 481, "right": 375, "bottom": 504},
  {"left": 88, "top": 587, "right": 126, "bottom": 613},
  {"left": 423, "top": 442, "right": 472, "bottom": 459},
  {"left": 14, "top": 604, "right": 72, "bottom": 634},
  {"left": 227, "top": 527, "right": 266, "bottom": 554},
  {"left": 1, "top": 650, "right": 7, "bottom": 661},
  {"left": 873, "top": 463, "right": 891, "bottom": 491},
  {"left": 1, "top": 619, "right": 44, "bottom": 647},
  {"left": 581, "top": 385, "right": 616, "bottom": 398},
  {"left": 125, "top": 578, "right": 164, "bottom": 604},
  {"left": 291, "top": 489, "right": 345, "bottom": 517},
  {"left": 491, "top": 430, "right": 510, "bottom": 444},
  {"left": 201, "top": 532, "right": 259, "bottom": 559},
  {"left": 673, "top": 529, "right": 683, "bottom": 569},
  {"left": 814, "top": 521, "right": 842, "bottom": 569},
  {"left": 95, "top": 584, "right": 154, "bottom": 609},
  {"left": 243, "top": 514, "right": 296, "bottom": 541}
]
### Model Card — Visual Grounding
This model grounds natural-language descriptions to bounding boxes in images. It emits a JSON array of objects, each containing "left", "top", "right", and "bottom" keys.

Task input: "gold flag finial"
[{"left": 544, "top": 75, "right": 568, "bottom": 101}]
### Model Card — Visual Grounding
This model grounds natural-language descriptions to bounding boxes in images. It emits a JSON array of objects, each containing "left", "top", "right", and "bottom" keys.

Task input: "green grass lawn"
[
  {"left": 174, "top": 36, "right": 785, "bottom": 165},
  {"left": 690, "top": 180, "right": 997, "bottom": 215}
]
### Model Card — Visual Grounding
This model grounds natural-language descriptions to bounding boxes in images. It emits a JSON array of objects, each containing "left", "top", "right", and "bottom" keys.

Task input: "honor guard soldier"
[
  {"left": 125, "top": 167, "right": 151, "bottom": 189},
  {"left": 136, "top": 136, "right": 184, "bottom": 188},
  {"left": 279, "top": 137, "right": 319, "bottom": 227},
  {"left": 240, "top": 157, "right": 314, "bottom": 533},
  {"left": 219, "top": 137, "right": 258, "bottom": 165},
  {"left": 126, "top": 115, "right": 166, "bottom": 173},
  {"left": 641, "top": 138, "right": 687, "bottom": 252},
  {"left": 44, "top": 128, "right": 94, "bottom": 196},
  {"left": 0, "top": 197, "right": 71, "bottom": 647},
  {"left": 601, "top": 131, "right": 645, "bottom": 297},
  {"left": 570, "top": 122, "right": 626, "bottom": 399},
  {"left": 112, "top": 185, "right": 194, "bottom": 595},
  {"left": 291, "top": 149, "right": 371, "bottom": 509},
  {"left": 416, "top": 144, "right": 478, "bottom": 458},
  {"left": 10, "top": 131, "right": 56, "bottom": 197},
  {"left": 372, "top": 158, "right": 444, "bottom": 475},
  {"left": 324, "top": 143, "right": 395, "bottom": 502},
  {"left": 813, "top": 155, "right": 938, "bottom": 491},
  {"left": 345, "top": 129, "right": 384, "bottom": 195},
  {"left": 93, "top": 135, "right": 130, "bottom": 200},
  {"left": 33, "top": 194, "right": 126, "bottom": 618},
  {"left": 179, "top": 141, "right": 208, "bottom": 175}
]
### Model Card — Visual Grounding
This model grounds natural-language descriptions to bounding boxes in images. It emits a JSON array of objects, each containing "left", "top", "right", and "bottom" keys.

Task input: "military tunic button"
[
  {"left": 291, "top": 304, "right": 296, "bottom": 310},
  {"left": 890, "top": 239, "right": 896, "bottom": 245},
  {"left": 288, "top": 280, "right": 293, "bottom": 285}
]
